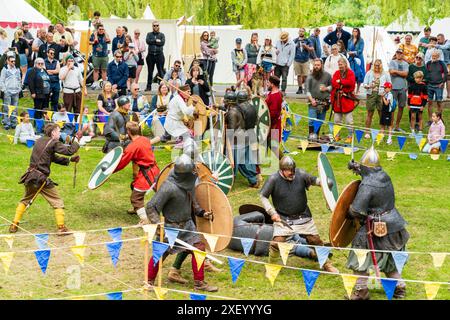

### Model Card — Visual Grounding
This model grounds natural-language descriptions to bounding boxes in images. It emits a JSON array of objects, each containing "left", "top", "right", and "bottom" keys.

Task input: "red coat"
[
  {"left": 114, "top": 136, "right": 160, "bottom": 191},
  {"left": 265, "top": 90, "right": 283, "bottom": 142},
  {"left": 331, "top": 68, "right": 356, "bottom": 114}
]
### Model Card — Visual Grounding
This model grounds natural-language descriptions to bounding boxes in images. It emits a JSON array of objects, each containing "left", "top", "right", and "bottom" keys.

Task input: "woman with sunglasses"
[
  {"left": 200, "top": 31, "right": 218, "bottom": 87},
  {"left": 133, "top": 29, "right": 146, "bottom": 84}
]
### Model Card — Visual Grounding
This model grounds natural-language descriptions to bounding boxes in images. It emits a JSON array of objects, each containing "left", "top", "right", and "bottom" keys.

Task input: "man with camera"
[
  {"left": 89, "top": 24, "right": 111, "bottom": 90},
  {"left": 59, "top": 55, "right": 85, "bottom": 114},
  {"left": 293, "top": 28, "right": 314, "bottom": 94}
]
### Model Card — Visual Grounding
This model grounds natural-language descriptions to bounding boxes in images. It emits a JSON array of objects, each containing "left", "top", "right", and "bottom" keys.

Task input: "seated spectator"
[
  {"left": 52, "top": 103, "right": 70, "bottom": 123},
  {"left": 52, "top": 103, "right": 75, "bottom": 144},
  {"left": 127, "top": 83, "right": 151, "bottom": 118},
  {"left": 0, "top": 51, "right": 22, "bottom": 130},
  {"left": 150, "top": 82, "right": 170, "bottom": 115},
  {"left": 107, "top": 50, "right": 129, "bottom": 96},
  {"left": 96, "top": 81, "right": 119, "bottom": 123},
  {"left": 188, "top": 59, "right": 204, "bottom": 76},
  {"left": 76, "top": 106, "right": 95, "bottom": 142},
  {"left": 122, "top": 35, "right": 139, "bottom": 91},
  {"left": 424, "top": 37, "right": 444, "bottom": 64},
  {"left": 168, "top": 69, "right": 182, "bottom": 97},
  {"left": 422, "top": 112, "right": 445, "bottom": 153},
  {"left": 186, "top": 66, "right": 210, "bottom": 105},
  {"left": 163, "top": 60, "right": 186, "bottom": 84},
  {"left": 14, "top": 111, "right": 38, "bottom": 144}
]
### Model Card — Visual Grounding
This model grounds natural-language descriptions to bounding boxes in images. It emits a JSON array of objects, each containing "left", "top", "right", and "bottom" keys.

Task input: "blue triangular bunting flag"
[
  {"left": 106, "top": 292, "right": 123, "bottom": 300},
  {"left": 316, "top": 246, "right": 331, "bottom": 269},
  {"left": 35, "top": 233, "right": 49, "bottom": 249},
  {"left": 228, "top": 257, "right": 245, "bottom": 284},
  {"left": 108, "top": 227, "right": 122, "bottom": 242},
  {"left": 152, "top": 241, "right": 170, "bottom": 266},
  {"left": 409, "top": 153, "right": 418, "bottom": 160},
  {"left": 67, "top": 113, "right": 74, "bottom": 122},
  {"left": 301, "top": 270, "right": 320, "bottom": 296},
  {"left": 106, "top": 241, "right": 122, "bottom": 267},
  {"left": 313, "top": 120, "right": 322, "bottom": 133},
  {"left": 440, "top": 139, "right": 448, "bottom": 153},
  {"left": 355, "top": 129, "right": 364, "bottom": 143},
  {"left": 320, "top": 144, "right": 329, "bottom": 153},
  {"left": 397, "top": 136, "right": 406, "bottom": 150},
  {"left": 165, "top": 228, "right": 179, "bottom": 248},
  {"left": 75, "top": 123, "right": 79, "bottom": 131},
  {"left": 27, "top": 108, "right": 35, "bottom": 118},
  {"left": 35, "top": 118, "right": 44, "bottom": 132},
  {"left": 104, "top": 115, "right": 110, "bottom": 123},
  {"left": 34, "top": 249, "right": 51, "bottom": 274},
  {"left": 414, "top": 133, "right": 423, "bottom": 146},
  {"left": 240, "top": 238, "right": 254, "bottom": 256},
  {"left": 282, "top": 129, "right": 291, "bottom": 143},
  {"left": 381, "top": 278, "right": 398, "bottom": 300},
  {"left": 294, "top": 114, "right": 301, "bottom": 126},
  {"left": 391, "top": 252, "right": 409, "bottom": 274},
  {"left": 146, "top": 115, "right": 154, "bottom": 128},
  {"left": 370, "top": 129, "right": 379, "bottom": 142},
  {"left": 190, "top": 293, "right": 207, "bottom": 300},
  {"left": 159, "top": 116, "right": 166, "bottom": 127}
]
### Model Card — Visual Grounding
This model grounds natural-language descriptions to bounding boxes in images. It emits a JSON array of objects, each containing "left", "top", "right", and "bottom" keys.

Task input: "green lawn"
[{"left": 0, "top": 97, "right": 448, "bottom": 300}]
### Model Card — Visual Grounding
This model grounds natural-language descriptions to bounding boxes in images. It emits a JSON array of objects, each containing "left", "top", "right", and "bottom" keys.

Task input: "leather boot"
[
  {"left": 349, "top": 286, "right": 370, "bottom": 300},
  {"left": 9, "top": 222, "right": 19, "bottom": 233},
  {"left": 322, "top": 261, "right": 339, "bottom": 273},
  {"left": 10, "top": 203, "right": 27, "bottom": 233},
  {"left": 194, "top": 280, "right": 218, "bottom": 292},
  {"left": 204, "top": 259, "right": 222, "bottom": 273},
  {"left": 167, "top": 268, "right": 189, "bottom": 284},
  {"left": 393, "top": 286, "right": 406, "bottom": 299}
]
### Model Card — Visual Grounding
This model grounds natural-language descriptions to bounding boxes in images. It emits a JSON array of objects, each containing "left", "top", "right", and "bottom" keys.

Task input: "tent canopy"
[
  {"left": 143, "top": 5, "right": 156, "bottom": 20},
  {"left": 417, "top": 17, "right": 450, "bottom": 40},
  {"left": 0, "top": 0, "right": 50, "bottom": 29},
  {"left": 386, "top": 10, "right": 423, "bottom": 33}
]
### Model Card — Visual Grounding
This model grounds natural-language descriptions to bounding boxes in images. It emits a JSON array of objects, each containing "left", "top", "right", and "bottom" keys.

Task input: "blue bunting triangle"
[
  {"left": 146, "top": 115, "right": 154, "bottom": 128},
  {"left": 35, "top": 233, "right": 49, "bottom": 249},
  {"left": 108, "top": 227, "right": 122, "bottom": 242},
  {"left": 440, "top": 139, "right": 448, "bottom": 153},
  {"left": 152, "top": 241, "right": 170, "bottom": 266},
  {"left": 391, "top": 252, "right": 409, "bottom": 274},
  {"left": 165, "top": 228, "right": 179, "bottom": 248},
  {"left": 414, "top": 133, "right": 424, "bottom": 146},
  {"left": 104, "top": 115, "right": 110, "bottom": 122},
  {"left": 409, "top": 153, "right": 418, "bottom": 160},
  {"left": 67, "top": 113, "right": 74, "bottom": 122},
  {"left": 301, "top": 270, "right": 320, "bottom": 297},
  {"left": 313, "top": 120, "right": 322, "bottom": 133},
  {"left": 370, "top": 129, "right": 379, "bottom": 142},
  {"left": 320, "top": 144, "right": 329, "bottom": 153},
  {"left": 159, "top": 115, "right": 166, "bottom": 127},
  {"left": 106, "top": 241, "right": 122, "bottom": 267},
  {"left": 240, "top": 238, "right": 254, "bottom": 256},
  {"left": 190, "top": 293, "right": 207, "bottom": 300},
  {"left": 228, "top": 257, "right": 245, "bottom": 284},
  {"left": 282, "top": 129, "right": 291, "bottom": 143},
  {"left": 355, "top": 129, "right": 364, "bottom": 143},
  {"left": 294, "top": 114, "right": 301, "bottom": 126},
  {"left": 397, "top": 136, "right": 406, "bottom": 150},
  {"left": 106, "top": 292, "right": 123, "bottom": 300},
  {"left": 316, "top": 246, "right": 331, "bottom": 268},
  {"left": 27, "top": 108, "right": 35, "bottom": 118},
  {"left": 34, "top": 249, "right": 51, "bottom": 274},
  {"left": 75, "top": 123, "right": 79, "bottom": 131},
  {"left": 381, "top": 278, "right": 398, "bottom": 300}
]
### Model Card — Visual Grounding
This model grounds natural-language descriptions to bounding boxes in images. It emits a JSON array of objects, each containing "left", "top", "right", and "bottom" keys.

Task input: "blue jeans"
[
  {"left": 233, "top": 145, "right": 257, "bottom": 185},
  {"left": 428, "top": 85, "right": 444, "bottom": 101},
  {"left": 2, "top": 93, "right": 19, "bottom": 128},
  {"left": 44, "top": 82, "right": 61, "bottom": 111},
  {"left": 308, "top": 105, "right": 327, "bottom": 127}
]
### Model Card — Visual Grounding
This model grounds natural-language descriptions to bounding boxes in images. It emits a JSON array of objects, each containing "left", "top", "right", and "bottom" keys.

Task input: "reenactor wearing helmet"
[
  {"left": 346, "top": 146, "right": 409, "bottom": 300},
  {"left": 259, "top": 155, "right": 338, "bottom": 273},
  {"left": 103, "top": 95, "right": 131, "bottom": 153}
]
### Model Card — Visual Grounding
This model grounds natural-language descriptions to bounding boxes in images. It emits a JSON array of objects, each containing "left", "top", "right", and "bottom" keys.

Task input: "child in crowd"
[
  {"left": 14, "top": 111, "right": 38, "bottom": 144},
  {"left": 168, "top": 70, "right": 181, "bottom": 97},
  {"left": 76, "top": 106, "right": 95, "bottom": 143},
  {"left": 257, "top": 36, "right": 277, "bottom": 91},
  {"left": 380, "top": 81, "right": 395, "bottom": 145},
  {"left": 92, "top": 11, "right": 103, "bottom": 30},
  {"left": 422, "top": 112, "right": 445, "bottom": 153},
  {"left": 407, "top": 71, "right": 428, "bottom": 134},
  {"left": 208, "top": 31, "right": 219, "bottom": 50}
]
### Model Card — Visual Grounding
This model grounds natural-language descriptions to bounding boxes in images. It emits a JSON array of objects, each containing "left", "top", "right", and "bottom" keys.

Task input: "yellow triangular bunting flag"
[
  {"left": 7, "top": 135, "right": 14, "bottom": 144},
  {"left": 430, "top": 253, "right": 446, "bottom": 268},
  {"left": 203, "top": 233, "right": 219, "bottom": 252},
  {"left": 8, "top": 105, "right": 16, "bottom": 117},
  {"left": 17, "top": 116, "right": 22, "bottom": 124},
  {"left": 419, "top": 138, "right": 427, "bottom": 151},
  {"left": 424, "top": 282, "right": 441, "bottom": 300},
  {"left": 203, "top": 139, "right": 210, "bottom": 146},
  {"left": 0, "top": 252, "right": 15, "bottom": 275},
  {"left": 3, "top": 235, "right": 15, "bottom": 249},
  {"left": 386, "top": 151, "right": 396, "bottom": 161},
  {"left": 278, "top": 242, "right": 294, "bottom": 266},
  {"left": 71, "top": 245, "right": 87, "bottom": 266},
  {"left": 193, "top": 250, "right": 207, "bottom": 271},
  {"left": 353, "top": 249, "right": 369, "bottom": 267},
  {"left": 164, "top": 145, "right": 173, "bottom": 151},
  {"left": 57, "top": 121, "right": 64, "bottom": 128},
  {"left": 333, "top": 125, "right": 343, "bottom": 138},
  {"left": 140, "top": 237, "right": 147, "bottom": 248},
  {"left": 376, "top": 133, "right": 384, "bottom": 145},
  {"left": 142, "top": 224, "right": 158, "bottom": 242},
  {"left": 73, "top": 232, "right": 86, "bottom": 246},
  {"left": 87, "top": 114, "right": 93, "bottom": 122},
  {"left": 265, "top": 264, "right": 282, "bottom": 287},
  {"left": 47, "top": 111, "right": 53, "bottom": 120},
  {"left": 430, "top": 154, "right": 440, "bottom": 160},
  {"left": 300, "top": 140, "right": 309, "bottom": 153},
  {"left": 97, "top": 122, "right": 105, "bottom": 134},
  {"left": 341, "top": 274, "right": 358, "bottom": 298},
  {"left": 343, "top": 147, "right": 352, "bottom": 155},
  {"left": 153, "top": 286, "right": 169, "bottom": 300}
]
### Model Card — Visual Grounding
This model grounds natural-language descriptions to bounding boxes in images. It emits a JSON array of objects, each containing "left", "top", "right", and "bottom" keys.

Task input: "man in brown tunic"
[{"left": 10, "top": 123, "right": 81, "bottom": 235}]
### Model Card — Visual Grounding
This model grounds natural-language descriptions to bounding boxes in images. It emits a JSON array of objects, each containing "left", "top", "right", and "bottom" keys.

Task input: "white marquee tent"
[
  {"left": 386, "top": 10, "right": 423, "bottom": 34},
  {"left": 416, "top": 17, "right": 450, "bottom": 40}
]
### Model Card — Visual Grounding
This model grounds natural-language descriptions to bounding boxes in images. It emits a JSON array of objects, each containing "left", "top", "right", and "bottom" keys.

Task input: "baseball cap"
[
  {"left": 383, "top": 82, "right": 392, "bottom": 88},
  {"left": 235, "top": 38, "right": 242, "bottom": 44},
  {"left": 396, "top": 48, "right": 404, "bottom": 53}
]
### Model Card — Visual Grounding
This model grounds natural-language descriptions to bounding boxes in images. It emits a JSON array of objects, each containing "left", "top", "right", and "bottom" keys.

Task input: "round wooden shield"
[
  {"left": 154, "top": 161, "right": 213, "bottom": 192},
  {"left": 88, "top": 147, "right": 123, "bottom": 190},
  {"left": 252, "top": 96, "right": 270, "bottom": 143},
  {"left": 200, "top": 151, "right": 234, "bottom": 195},
  {"left": 188, "top": 95, "right": 208, "bottom": 138},
  {"left": 239, "top": 204, "right": 273, "bottom": 224},
  {"left": 318, "top": 152, "right": 339, "bottom": 211},
  {"left": 329, "top": 180, "right": 361, "bottom": 247},
  {"left": 195, "top": 182, "right": 233, "bottom": 252}
]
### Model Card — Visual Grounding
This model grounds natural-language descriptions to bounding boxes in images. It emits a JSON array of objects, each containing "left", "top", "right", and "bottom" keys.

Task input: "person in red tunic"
[
  {"left": 330, "top": 57, "right": 357, "bottom": 143},
  {"left": 114, "top": 121, "right": 160, "bottom": 224},
  {"left": 265, "top": 75, "right": 283, "bottom": 158}
]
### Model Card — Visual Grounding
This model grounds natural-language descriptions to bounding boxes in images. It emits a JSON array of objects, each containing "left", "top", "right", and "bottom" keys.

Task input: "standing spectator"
[
  {"left": 380, "top": 82, "right": 395, "bottom": 145},
  {"left": 245, "top": 33, "right": 261, "bottom": 86},
  {"left": 89, "top": 24, "right": 110, "bottom": 90},
  {"left": 0, "top": 28, "right": 8, "bottom": 55},
  {"left": 96, "top": 81, "right": 118, "bottom": 123},
  {"left": 107, "top": 50, "right": 129, "bottom": 96},
  {"left": 389, "top": 48, "right": 409, "bottom": 132},
  {"left": 309, "top": 28, "right": 322, "bottom": 59},
  {"left": 426, "top": 50, "right": 448, "bottom": 124},
  {"left": 31, "top": 28, "right": 46, "bottom": 65},
  {"left": 407, "top": 71, "right": 428, "bottom": 134},
  {"left": 128, "top": 83, "right": 151, "bottom": 117},
  {"left": 91, "top": 11, "right": 103, "bottom": 30},
  {"left": 418, "top": 27, "right": 432, "bottom": 55},
  {"left": 336, "top": 39, "right": 347, "bottom": 56},
  {"left": 257, "top": 36, "right": 277, "bottom": 92},
  {"left": 330, "top": 57, "right": 356, "bottom": 143},
  {"left": 122, "top": 35, "right": 139, "bottom": 91},
  {"left": 38, "top": 32, "right": 61, "bottom": 60},
  {"left": 12, "top": 29, "right": 30, "bottom": 83},
  {"left": 145, "top": 21, "right": 165, "bottom": 91},
  {"left": 293, "top": 28, "right": 314, "bottom": 94},
  {"left": 59, "top": 55, "right": 84, "bottom": 114},
  {"left": 133, "top": 29, "right": 146, "bottom": 84},
  {"left": 43, "top": 48, "right": 60, "bottom": 112},
  {"left": 324, "top": 44, "right": 349, "bottom": 76},
  {"left": 186, "top": 66, "right": 210, "bottom": 105},
  {"left": 323, "top": 22, "right": 351, "bottom": 50},
  {"left": 274, "top": 32, "right": 295, "bottom": 95},
  {"left": 231, "top": 38, "right": 247, "bottom": 89},
  {"left": 407, "top": 53, "right": 428, "bottom": 85},
  {"left": 435, "top": 34, "right": 450, "bottom": 98},
  {"left": 163, "top": 60, "right": 186, "bottom": 84},
  {"left": 53, "top": 22, "right": 74, "bottom": 47},
  {"left": 27, "top": 58, "right": 51, "bottom": 131},
  {"left": 0, "top": 51, "right": 22, "bottom": 130},
  {"left": 424, "top": 37, "right": 444, "bottom": 64},
  {"left": 422, "top": 112, "right": 445, "bottom": 153},
  {"left": 347, "top": 28, "right": 365, "bottom": 94},
  {"left": 20, "top": 22, "right": 34, "bottom": 47},
  {"left": 321, "top": 26, "right": 334, "bottom": 63},
  {"left": 363, "top": 59, "right": 391, "bottom": 139},
  {"left": 200, "top": 31, "right": 218, "bottom": 87},
  {"left": 398, "top": 34, "right": 418, "bottom": 64},
  {"left": 305, "top": 58, "right": 332, "bottom": 140},
  {"left": 14, "top": 111, "right": 37, "bottom": 144},
  {"left": 265, "top": 75, "right": 283, "bottom": 156},
  {"left": 112, "top": 26, "right": 125, "bottom": 54}
]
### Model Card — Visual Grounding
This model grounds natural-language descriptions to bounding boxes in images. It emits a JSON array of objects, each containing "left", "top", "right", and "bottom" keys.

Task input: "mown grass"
[{"left": 0, "top": 96, "right": 448, "bottom": 300}]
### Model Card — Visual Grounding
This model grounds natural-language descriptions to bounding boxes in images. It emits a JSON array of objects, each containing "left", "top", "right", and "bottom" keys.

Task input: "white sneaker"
[{"left": 387, "top": 136, "right": 392, "bottom": 145}]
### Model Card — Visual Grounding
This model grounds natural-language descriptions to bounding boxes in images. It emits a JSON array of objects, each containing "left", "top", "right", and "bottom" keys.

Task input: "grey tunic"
[{"left": 103, "top": 109, "right": 128, "bottom": 153}]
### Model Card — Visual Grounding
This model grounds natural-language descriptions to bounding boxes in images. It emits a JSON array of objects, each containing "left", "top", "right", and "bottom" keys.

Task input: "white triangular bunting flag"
[
  {"left": 278, "top": 242, "right": 294, "bottom": 266},
  {"left": 203, "top": 233, "right": 219, "bottom": 252},
  {"left": 300, "top": 140, "right": 309, "bottom": 153},
  {"left": 430, "top": 253, "right": 446, "bottom": 268},
  {"left": 353, "top": 249, "right": 369, "bottom": 268},
  {"left": 73, "top": 232, "right": 86, "bottom": 246},
  {"left": 3, "top": 235, "right": 15, "bottom": 249},
  {"left": 142, "top": 224, "right": 158, "bottom": 242}
]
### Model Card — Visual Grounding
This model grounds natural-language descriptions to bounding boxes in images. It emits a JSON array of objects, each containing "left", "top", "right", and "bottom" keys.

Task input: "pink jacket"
[{"left": 428, "top": 119, "right": 445, "bottom": 144}]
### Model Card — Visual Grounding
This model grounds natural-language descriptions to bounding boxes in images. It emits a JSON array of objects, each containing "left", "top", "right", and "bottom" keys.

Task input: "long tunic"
[
  {"left": 164, "top": 94, "right": 195, "bottom": 138},
  {"left": 265, "top": 90, "right": 283, "bottom": 142},
  {"left": 331, "top": 68, "right": 356, "bottom": 114}
]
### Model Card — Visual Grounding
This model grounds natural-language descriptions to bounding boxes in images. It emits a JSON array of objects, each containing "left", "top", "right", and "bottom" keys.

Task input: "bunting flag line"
[
  {"left": 419, "top": 138, "right": 427, "bottom": 151},
  {"left": 97, "top": 122, "right": 105, "bottom": 135},
  {"left": 153, "top": 286, "right": 168, "bottom": 300},
  {"left": 152, "top": 241, "right": 170, "bottom": 266},
  {"left": 355, "top": 129, "right": 364, "bottom": 143},
  {"left": 386, "top": 151, "right": 396, "bottom": 161},
  {"left": 228, "top": 257, "right": 245, "bottom": 284},
  {"left": 370, "top": 129, "right": 379, "bottom": 142},
  {"left": 353, "top": 249, "right": 369, "bottom": 268},
  {"left": 313, "top": 120, "right": 322, "bottom": 133},
  {"left": 3, "top": 235, "right": 15, "bottom": 249},
  {"left": 391, "top": 252, "right": 409, "bottom": 274},
  {"left": 397, "top": 136, "right": 406, "bottom": 150},
  {"left": 265, "top": 264, "right": 282, "bottom": 287},
  {"left": 68, "top": 113, "right": 75, "bottom": 122},
  {"left": 240, "top": 238, "right": 254, "bottom": 256},
  {"left": 300, "top": 140, "right": 309, "bottom": 153},
  {"left": 0, "top": 252, "right": 14, "bottom": 275},
  {"left": 316, "top": 246, "right": 331, "bottom": 269},
  {"left": 343, "top": 147, "right": 352, "bottom": 155},
  {"left": 409, "top": 153, "right": 418, "bottom": 160},
  {"left": 165, "top": 228, "right": 179, "bottom": 248},
  {"left": 142, "top": 224, "right": 158, "bottom": 242},
  {"left": 278, "top": 242, "right": 294, "bottom": 266},
  {"left": 107, "top": 227, "right": 122, "bottom": 242},
  {"left": 34, "top": 249, "right": 51, "bottom": 274},
  {"left": 294, "top": 114, "right": 301, "bottom": 126},
  {"left": 440, "top": 139, "right": 448, "bottom": 153},
  {"left": 106, "top": 241, "right": 122, "bottom": 268},
  {"left": 430, "top": 154, "right": 440, "bottom": 160},
  {"left": 424, "top": 282, "right": 441, "bottom": 300},
  {"left": 71, "top": 245, "right": 87, "bottom": 266},
  {"left": 333, "top": 125, "right": 343, "bottom": 138},
  {"left": 301, "top": 270, "right": 320, "bottom": 297},
  {"left": 73, "top": 232, "right": 86, "bottom": 246},
  {"left": 381, "top": 278, "right": 398, "bottom": 300},
  {"left": 27, "top": 108, "right": 35, "bottom": 118},
  {"left": 190, "top": 293, "right": 207, "bottom": 300},
  {"left": 8, "top": 105, "right": 16, "bottom": 117},
  {"left": 106, "top": 292, "right": 123, "bottom": 300},
  {"left": 320, "top": 144, "right": 329, "bottom": 153},
  {"left": 35, "top": 234, "right": 49, "bottom": 250},
  {"left": 203, "top": 233, "right": 219, "bottom": 252},
  {"left": 430, "top": 253, "right": 446, "bottom": 268},
  {"left": 193, "top": 250, "right": 207, "bottom": 271},
  {"left": 341, "top": 274, "right": 358, "bottom": 298},
  {"left": 7, "top": 135, "right": 14, "bottom": 144}
]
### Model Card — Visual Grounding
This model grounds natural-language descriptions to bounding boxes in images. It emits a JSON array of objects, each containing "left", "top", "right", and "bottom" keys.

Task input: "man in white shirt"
[
  {"left": 59, "top": 55, "right": 85, "bottom": 114},
  {"left": 53, "top": 22, "right": 74, "bottom": 47}
]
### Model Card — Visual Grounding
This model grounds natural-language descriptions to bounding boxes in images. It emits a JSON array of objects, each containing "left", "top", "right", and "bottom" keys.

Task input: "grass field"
[{"left": 0, "top": 96, "right": 449, "bottom": 300}]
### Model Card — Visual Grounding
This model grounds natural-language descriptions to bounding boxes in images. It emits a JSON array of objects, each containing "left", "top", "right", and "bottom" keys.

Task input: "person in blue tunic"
[{"left": 347, "top": 28, "right": 365, "bottom": 94}]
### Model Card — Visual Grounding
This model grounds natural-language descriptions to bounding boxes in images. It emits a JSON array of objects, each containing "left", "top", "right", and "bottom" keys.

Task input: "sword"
[
  {"left": 276, "top": 219, "right": 294, "bottom": 231},
  {"left": 366, "top": 216, "right": 381, "bottom": 281}
]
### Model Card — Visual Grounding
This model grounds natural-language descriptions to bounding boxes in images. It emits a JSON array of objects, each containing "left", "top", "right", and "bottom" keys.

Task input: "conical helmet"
[
  {"left": 279, "top": 155, "right": 296, "bottom": 171},
  {"left": 360, "top": 146, "right": 380, "bottom": 168}
]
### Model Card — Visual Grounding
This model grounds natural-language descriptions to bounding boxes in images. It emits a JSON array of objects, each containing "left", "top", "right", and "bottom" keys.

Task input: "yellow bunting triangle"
[
  {"left": 300, "top": 140, "right": 309, "bottom": 153},
  {"left": 142, "top": 224, "right": 158, "bottom": 242},
  {"left": 47, "top": 111, "right": 53, "bottom": 120},
  {"left": 0, "top": 252, "right": 15, "bottom": 275},
  {"left": 419, "top": 138, "right": 427, "bottom": 151},
  {"left": 17, "top": 116, "right": 21, "bottom": 124},
  {"left": 386, "top": 151, "right": 396, "bottom": 161},
  {"left": 203, "top": 139, "right": 210, "bottom": 146},
  {"left": 343, "top": 147, "right": 352, "bottom": 155},
  {"left": 265, "top": 264, "right": 282, "bottom": 287},
  {"left": 430, "top": 154, "right": 440, "bottom": 160},
  {"left": 164, "top": 145, "right": 173, "bottom": 151},
  {"left": 153, "top": 286, "right": 169, "bottom": 300},
  {"left": 140, "top": 237, "right": 147, "bottom": 248},
  {"left": 424, "top": 282, "right": 441, "bottom": 300},
  {"left": 376, "top": 133, "right": 384, "bottom": 145},
  {"left": 341, "top": 274, "right": 358, "bottom": 298},
  {"left": 97, "top": 122, "right": 105, "bottom": 134},
  {"left": 430, "top": 253, "right": 446, "bottom": 268},
  {"left": 8, "top": 105, "right": 16, "bottom": 117},
  {"left": 87, "top": 114, "right": 93, "bottom": 122},
  {"left": 278, "top": 242, "right": 294, "bottom": 266},
  {"left": 193, "top": 250, "right": 207, "bottom": 271},
  {"left": 7, "top": 135, "right": 14, "bottom": 144},
  {"left": 203, "top": 233, "right": 219, "bottom": 252},
  {"left": 353, "top": 249, "right": 369, "bottom": 267},
  {"left": 333, "top": 125, "right": 343, "bottom": 138},
  {"left": 3, "top": 235, "right": 15, "bottom": 249},
  {"left": 71, "top": 245, "right": 87, "bottom": 266},
  {"left": 73, "top": 232, "right": 86, "bottom": 246},
  {"left": 71, "top": 296, "right": 86, "bottom": 300},
  {"left": 57, "top": 121, "right": 64, "bottom": 128}
]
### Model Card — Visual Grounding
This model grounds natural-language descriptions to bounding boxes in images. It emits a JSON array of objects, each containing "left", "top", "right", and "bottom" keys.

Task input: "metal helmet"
[
  {"left": 224, "top": 91, "right": 237, "bottom": 103},
  {"left": 236, "top": 90, "right": 249, "bottom": 102},
  {"left": 279, "top": 156, "right": 296, "bottom": 172},
  {"left": 174, "top": 154, "right": 195, "bottom": 174},
  {"left": 117, "top": 96, "right": 130, "bottom": 107},
  {"left": 360, "top": 146, "right": 381, "bottom": 168}
]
